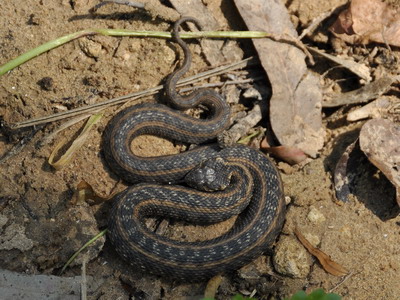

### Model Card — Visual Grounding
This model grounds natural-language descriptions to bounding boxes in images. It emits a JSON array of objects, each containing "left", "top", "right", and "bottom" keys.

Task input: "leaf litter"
[
  {"left": 233, "top": 0, "right": 324, "bottom": 159},
  {"left": 1, "top": 0, "right": 400, "bottom": 299}
]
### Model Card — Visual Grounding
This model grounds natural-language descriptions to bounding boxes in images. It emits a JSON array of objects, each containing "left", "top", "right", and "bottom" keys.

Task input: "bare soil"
[{"left": 0, "top": 1, "right": 399, "bottom": 299}]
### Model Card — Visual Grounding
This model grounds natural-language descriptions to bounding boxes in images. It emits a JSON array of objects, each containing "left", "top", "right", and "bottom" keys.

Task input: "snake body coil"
[{"left": 104, "top": 17, "right": 285, "bottom": 281}]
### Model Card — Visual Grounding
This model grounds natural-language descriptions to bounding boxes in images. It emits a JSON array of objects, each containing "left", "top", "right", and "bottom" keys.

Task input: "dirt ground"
[{"left": 0, "top": 0, "right": 399, "bottom": 299}]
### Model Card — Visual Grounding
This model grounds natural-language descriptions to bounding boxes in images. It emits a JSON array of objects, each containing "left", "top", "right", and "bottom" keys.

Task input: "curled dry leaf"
[
  {"left": 233, "top": 0, "right": 324, "bottom": 158},
  {"left": 71, "top": 180, "right": 109, "bottom": 205},
  {"left": 203, "top": 274, "right": 223, "bottom": 299},
  {"left": 359, "top": 118, "right": 400, "bottom": 206},
  {"left": 48, "top": 113, "right": 103, "bottom": 170},
  {"left": 331, "top": 0, "right": 400, "bottom": 47},
  {"left": 294, "top": 228, "right": 348, "bottom": 277}
]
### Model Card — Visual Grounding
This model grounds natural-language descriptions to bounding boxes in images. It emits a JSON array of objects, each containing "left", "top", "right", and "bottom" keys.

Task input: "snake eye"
[{"left": 184, "top": 157, "right": 232, "bottom": 192}]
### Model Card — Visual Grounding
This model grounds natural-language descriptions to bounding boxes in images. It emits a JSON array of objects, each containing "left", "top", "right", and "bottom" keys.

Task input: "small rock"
[
  {"left": 0, "top": 223, "right": 34, "bottom": 251},
  {"left": 273, "top": 236, "right": 311, "bottom": 278},
  {"left": 304, "top": 233, "right": 320, "bottom": 248},
  {"left": 0, "top": 214, "right": 8, "bottom": 229},
  {"left": 0, "top": 269, "right": 103, "bottom": 300},
  {"left": 243, "top": 87, "right": 262, "bottom": 100},
  {"left": 37, "top": 77, "right": 54, "bottom": 91},
  {"left": 238, "top": 256, "right": 271, "bottom": 279},
  {"left": 224, "top": 85, "right": 241, "bottom": 104},
  {"left": 307, "top": 207, "right": 326, "bottom": 224},
  {"left": 277, "top": 162, "right": 295, "bottom": 174},
  {"left": 79, "top": 38, "right": 103, "bottom": 58}
]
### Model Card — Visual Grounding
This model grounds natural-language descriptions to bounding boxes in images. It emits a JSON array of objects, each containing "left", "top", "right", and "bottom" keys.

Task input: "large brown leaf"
[
  {"left": 233, "top": 0, "right": 324, "bottom": 157},
  {"left": 331, "top": 0, "right": 400, "bottom": 47}
]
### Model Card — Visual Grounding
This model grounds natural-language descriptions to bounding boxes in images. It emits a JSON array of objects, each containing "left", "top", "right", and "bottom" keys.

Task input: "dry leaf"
[
  {"left": 71, "top": 180, "right": 109, "bottom": 205},
  {"left": 331, "top": 0, "right": 400, "bottom": 47},
  {"left": 233, "top": 0, "right": 324, "bottom": 158},
  {"left": 262, "top": 143, "right": 307, "bottom": 165},
  {"left": 308, "top": 47, "right": 371, "bottom": 82},
  {"left": 48, "top": 113, "right": 102, "bottom": 170},
  {"left": 203, "top": 274, "right": 223, "bottom": 299},
  {"left": 359, "top": 118, "right": 400, "bottom": 206},
  {"left": 294, "top": 227, "right": 348, "bottom": 276}
]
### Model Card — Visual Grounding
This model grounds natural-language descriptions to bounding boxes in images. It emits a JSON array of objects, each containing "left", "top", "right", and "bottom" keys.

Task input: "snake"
[{"left": 103, "top": 17, "right": 286, "bottom": 281}]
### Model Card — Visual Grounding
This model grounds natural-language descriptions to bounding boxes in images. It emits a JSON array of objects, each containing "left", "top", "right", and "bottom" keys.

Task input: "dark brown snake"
[{"left": 103, "top": 17, "right": 286, "bottom": 281}]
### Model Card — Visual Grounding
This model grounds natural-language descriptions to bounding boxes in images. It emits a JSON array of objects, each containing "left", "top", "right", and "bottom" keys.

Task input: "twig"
[
  {"left": 298, "top": 7, "right": 340, "bottom": 40},
  {"left": 10, "top": 57, "right": 255, "bottom": 129},
  {"left": 329, "top": 271, "right": 357, "bottom": 293},
  {"left": 323, "top": 75, "right": 400, "bottom": 108},
  {"left": 268, "top": 33, "right": 314, "bottom": 65},
  {"left": 307, "top": 46, "right": 371, "bottom": 82},
  {"left": 81, "top": 255, "right": 88, "bottom": 300},
  {"left": 90, "top": 0, "right": 145, "bottom": 13},
  {"left": 178, "top": 77, "right": 257, "bottom": 93}
]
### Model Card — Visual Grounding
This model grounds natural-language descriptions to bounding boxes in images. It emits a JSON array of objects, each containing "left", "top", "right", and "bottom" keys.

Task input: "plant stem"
[{"left": 0, "top": 29, "right": 269, "bottom": 76}]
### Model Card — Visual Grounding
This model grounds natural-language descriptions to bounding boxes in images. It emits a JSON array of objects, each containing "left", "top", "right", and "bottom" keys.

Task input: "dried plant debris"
[
  {"left": 71, "top": 180, "right": 110, "bottom": 206},
  {"left": 308, "top": 47, "right": 371, "bottom": 82},
  {"left": 48, "top": 113, "right": 103, "bottom": 170},
  {"left": 330, "top": 0, "right": 400, "bottom": 47},
  {"left": 347, "top": 96, "right": 400, "bottom": 121},
  {"left": 233, "top": 0, "right": 324, "bottom": 158},
  {"left": 359, "top": 118, "right": 400, "bottom": 206},
  {"left": 294, "top": 228, "right": 348, "bottom": 277},
  {"left": 261, "top": 142, "right": 308, "bottom": 165},
  {"left": 203, "top": 275, "right": 223, "bottom": 299},
  {"left": 323, "top": 75, "right": 400, "bottom": 108},
  {"left": 334, "top": 140, "right": 359, "bottom": 203}
]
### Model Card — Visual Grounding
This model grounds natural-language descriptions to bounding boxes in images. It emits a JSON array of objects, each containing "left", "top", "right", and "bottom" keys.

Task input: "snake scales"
[{"left": 103, "top": 17, "right": 286, "bottom": 281}]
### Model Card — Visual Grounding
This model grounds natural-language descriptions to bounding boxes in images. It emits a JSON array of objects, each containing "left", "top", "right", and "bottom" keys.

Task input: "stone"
[
  {"left": 273, "top": 236, "right": 311, "bottom": 278},
  {"left": 307, "top": 207, "right": 326, "bottom": 224}
]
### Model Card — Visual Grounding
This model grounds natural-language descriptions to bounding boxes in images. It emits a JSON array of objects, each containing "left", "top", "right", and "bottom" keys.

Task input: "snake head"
[{"left": 184, "top": 157, "right": 232, "bottom": 192}]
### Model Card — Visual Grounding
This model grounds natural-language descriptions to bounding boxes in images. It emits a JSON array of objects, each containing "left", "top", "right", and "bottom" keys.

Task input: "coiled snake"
[{"left": 103, "top": 17, "right": 285, "bottom": 281}]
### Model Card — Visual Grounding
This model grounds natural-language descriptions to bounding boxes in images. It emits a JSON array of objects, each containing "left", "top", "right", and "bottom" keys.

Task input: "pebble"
[
  {"left": 79, "top": 38, "right": 103, "bottom": 58},
  {"left": 0, "top": 223, "right": 34, "bottom": 251},
  {"left": 307, "top": 206, "right": 326, "bottom": 224},
  {"left": 273, "top": 235, "right": 311, "bottom": 278},
  {"left": 0, "top": 214, "right": 8, "bottom": 229},
  {"left": 243, "top": 87, "right": 262, "bottom": 100}
]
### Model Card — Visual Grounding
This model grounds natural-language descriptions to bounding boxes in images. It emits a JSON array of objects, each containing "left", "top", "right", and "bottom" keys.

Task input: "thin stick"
[
  {"left": 176, "top": 77, "right": 256, "bottom": 93},
  {"left": 90, "top": 0, "right": 145, "bottom": 13},
  {"left": 10, "top": 57, "right": 255, "bottom": 129},
  {"left": 81, "top": 256, "right": 88, "bottom": 300},
  {"left": 329, "top": 271, "right": 357, "bottom": 293},
  {"left": 298, "top": 7, "right": 339, "bottom": 40}
]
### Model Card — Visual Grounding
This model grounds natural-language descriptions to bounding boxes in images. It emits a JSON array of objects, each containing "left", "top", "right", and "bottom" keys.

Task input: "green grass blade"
[
  {"left": 0, "top": 28, "right": 270, "bottom": 76},
  {"left": 60, "top": 228, "right": 107, "bottom": 275}
]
